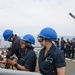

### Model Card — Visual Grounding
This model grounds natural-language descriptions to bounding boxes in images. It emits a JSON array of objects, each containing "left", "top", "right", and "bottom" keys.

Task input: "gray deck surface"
[{"left": 65, "top": 59, "right": 75, "bottom": 75}]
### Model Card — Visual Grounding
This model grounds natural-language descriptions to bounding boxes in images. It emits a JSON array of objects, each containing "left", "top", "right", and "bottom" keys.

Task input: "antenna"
[{"left": 69, "top": 13, "right": 75, "bottom": 19}]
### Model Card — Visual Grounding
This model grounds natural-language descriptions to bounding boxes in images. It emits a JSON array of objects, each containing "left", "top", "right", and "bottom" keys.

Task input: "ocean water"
[{"left": 0, "top": 35, "right": 75, "bottom": 48}]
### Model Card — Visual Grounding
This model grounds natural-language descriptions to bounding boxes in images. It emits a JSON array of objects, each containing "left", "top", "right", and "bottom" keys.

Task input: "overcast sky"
[{"left": 0, "top": 0, "right": 75, "bottom": 36}]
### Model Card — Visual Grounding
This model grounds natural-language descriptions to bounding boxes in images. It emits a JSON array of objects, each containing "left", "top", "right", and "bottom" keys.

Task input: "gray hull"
[{"left": 0, "top": 68, "right": 42, "bottom": 75}]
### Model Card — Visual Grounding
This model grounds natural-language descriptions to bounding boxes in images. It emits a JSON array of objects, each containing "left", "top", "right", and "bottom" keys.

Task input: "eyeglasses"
[
  {"left": 37, "top": 36, "right": 44, "bottom": 42},
  {"left": 20, "top": 40, "right": 26, "bottom": 44}
]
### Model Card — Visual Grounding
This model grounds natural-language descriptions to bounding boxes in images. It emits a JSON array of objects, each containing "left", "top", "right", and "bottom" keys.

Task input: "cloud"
[{"left": 0, "top": 0, "right": 75, "bottom": 36}]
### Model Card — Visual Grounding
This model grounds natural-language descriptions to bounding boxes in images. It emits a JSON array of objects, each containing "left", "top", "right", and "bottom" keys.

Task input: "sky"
[{"left": 0, "top": 0, "right": 75, "bottom": 36}]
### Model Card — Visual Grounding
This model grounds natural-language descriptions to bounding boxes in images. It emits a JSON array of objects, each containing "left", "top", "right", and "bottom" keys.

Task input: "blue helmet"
[
  {"left": 3, "top": 29, "right": 13, "bottom": 41},
  {"left": 22, "top": 34, "right": 35, "bottom": 44},
  {"left": 38, "top": 27, "right": 57, "bottom": 41}
]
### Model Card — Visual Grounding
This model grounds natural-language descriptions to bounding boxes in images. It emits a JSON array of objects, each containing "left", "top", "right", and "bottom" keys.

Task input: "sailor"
[
  {"left": 38, "top": 27, "right": 66, "bottom": 75},
  {"left": 7, "top": 34, "right": 36, "bottom": 72},
  {"left": 60, "top": 37, "right": 66, "bottom": 55},
  {"left": 71, "top": 38, "right": 75, "bottom": 59},
  {"left": 65, "top": 38, "right": 71, "bottom": 58},
  {"left": 3, "top": 29, "right": 22, "bottom": 59}
]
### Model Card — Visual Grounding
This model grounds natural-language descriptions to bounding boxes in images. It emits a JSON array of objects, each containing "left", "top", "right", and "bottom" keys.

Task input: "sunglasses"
[{"left": 37, "top": 36, "right": 44, "bottom": 42}]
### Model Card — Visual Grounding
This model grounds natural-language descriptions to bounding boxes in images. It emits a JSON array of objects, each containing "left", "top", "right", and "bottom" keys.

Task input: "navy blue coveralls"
[
  {"left": 61, "top": 40, "right": 66, "bottom": 54},
  {"left": 6, "top": 35, "right": 22, "bottom": 59},
  {"left": 18, "top": 49, "right": 36, "bottom": 72},
  {"left": 65, "top": 41, "right": 71, "bottom": 58},
  {"left": 39, "top": 44, "right": 66, "bottom": 75},
  {"left": 71, "top": 42, "right": 75, "bottom": 58}
]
